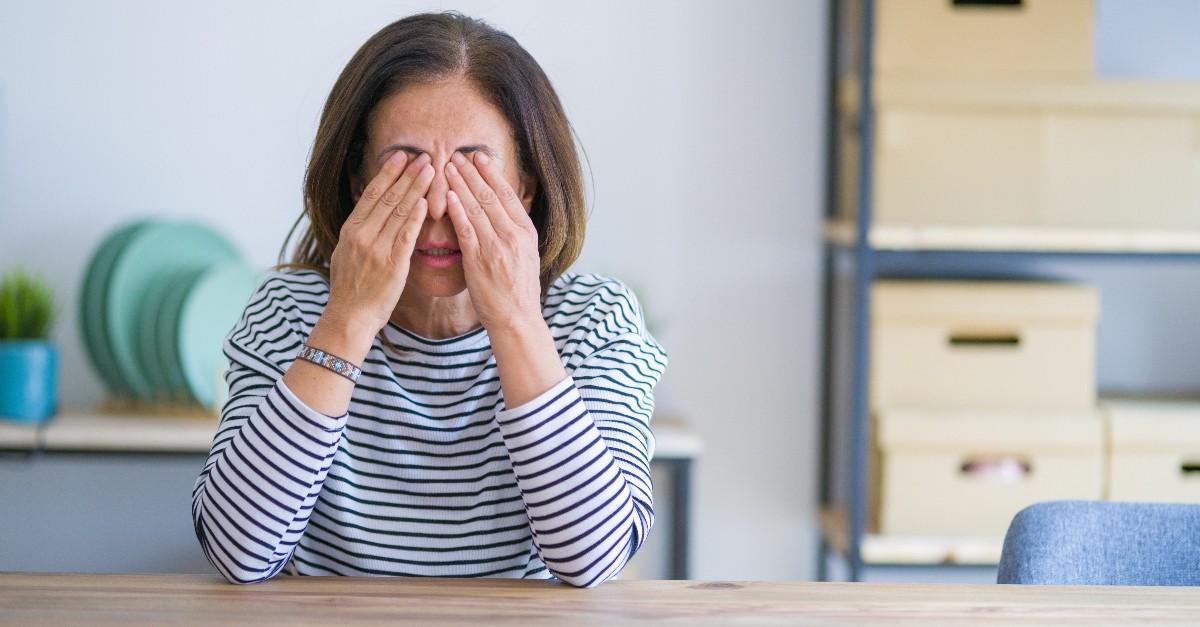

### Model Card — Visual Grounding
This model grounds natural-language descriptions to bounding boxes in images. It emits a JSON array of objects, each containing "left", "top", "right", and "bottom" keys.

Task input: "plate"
[
  {"left": 105, "top": 222, "right": 240, "bottom": 399},
  {"left": 137, "top": 267, "right": 203, "bottom": 402},
  {"left": 78, "top": 221, "right": 150, "bottom": 397},
  {"left": 177, "top": 262, "right": 262, "bottom": 409},
  {"left": 156, "top": 268, "right": 208, "bottom": 403}
]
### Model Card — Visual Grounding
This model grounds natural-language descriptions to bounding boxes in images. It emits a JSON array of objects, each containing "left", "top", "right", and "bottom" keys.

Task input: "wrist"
[
  {"left": 307, "top": 311, "right": 379, "bottom": 365},
  {"left": 485, "top": 308, "right": 546, "bottom": 341},
  {"left": 489, "top": 316, "right": 566, "bottom": 409}
]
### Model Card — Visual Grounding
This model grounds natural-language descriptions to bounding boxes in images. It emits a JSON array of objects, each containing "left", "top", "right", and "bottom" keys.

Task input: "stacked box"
[
  {"left": 841, "top": 0, "right": 1200, "bottom": 232},
  {"left": 875, "top": 408, "right": 1104, "bottom": 537},
  {"left": 1104, "top": 399, "right": 1200, "bottom": 503},
  {"left": 875, "top": 0, "right": 1093, "bottom": 82},
  {"left": 870, "top": 281, "right": 1104, "bottom": 536},
  {"left": 870, "top": 281, "right": 1098, "bottom": 411}
]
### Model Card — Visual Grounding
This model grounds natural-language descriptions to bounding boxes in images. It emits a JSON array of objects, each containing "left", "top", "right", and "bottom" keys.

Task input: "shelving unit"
[{"left": 817, "top": 0, "right": 1200, "bottom": 582}]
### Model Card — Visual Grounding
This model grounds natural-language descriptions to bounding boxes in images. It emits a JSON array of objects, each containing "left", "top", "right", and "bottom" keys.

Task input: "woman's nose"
[{"left": 425, "top": 162, "right": 450, "bottom": 221}]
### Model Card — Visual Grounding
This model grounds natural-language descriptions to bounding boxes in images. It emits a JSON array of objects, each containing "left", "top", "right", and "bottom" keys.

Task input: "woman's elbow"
[{"left": 209, "top": 556, "right": 285, "bottom": 585}]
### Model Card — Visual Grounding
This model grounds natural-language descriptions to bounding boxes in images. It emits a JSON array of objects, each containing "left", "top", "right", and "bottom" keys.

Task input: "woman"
[{"left": 191, "top": 12, "right": 665, "bottom": 588}]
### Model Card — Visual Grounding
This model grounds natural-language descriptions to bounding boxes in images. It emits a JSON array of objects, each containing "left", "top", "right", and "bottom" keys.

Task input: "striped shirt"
[{"left": 191, "top": 269, "right": 666, "bottom": 587}]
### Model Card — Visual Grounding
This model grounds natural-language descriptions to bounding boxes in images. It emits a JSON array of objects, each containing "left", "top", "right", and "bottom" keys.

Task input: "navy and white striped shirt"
[{"left": 191, "top": 270, "right": 666, "bottom": 587}]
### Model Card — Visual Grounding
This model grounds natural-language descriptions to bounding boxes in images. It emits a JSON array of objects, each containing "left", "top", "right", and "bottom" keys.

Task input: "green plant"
[{"left": 0, "top": 268, "right": 55, "bottom": 340}]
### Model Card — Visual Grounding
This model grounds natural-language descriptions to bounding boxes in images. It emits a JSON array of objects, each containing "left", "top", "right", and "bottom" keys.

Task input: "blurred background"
[
  {"left": 0, "top": 0, "right": 823, "bottom": 580},
  {"left": 3, "top": 0, "right": 1200, "bottom": 583}
]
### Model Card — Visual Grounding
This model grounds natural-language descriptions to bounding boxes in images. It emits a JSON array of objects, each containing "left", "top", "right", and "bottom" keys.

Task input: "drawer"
[
  {"left": 874, "top": 0, "right": 1093, "bottom": 81},
  {"left": 874, "top": 408, "right": 1105, "bottom": 537},
  {"left": 871, "top": 280, "right": 1098, "bottom": 410},
  {"left": 1105, "top": 399, "right": 1200, "bottom": 502}
]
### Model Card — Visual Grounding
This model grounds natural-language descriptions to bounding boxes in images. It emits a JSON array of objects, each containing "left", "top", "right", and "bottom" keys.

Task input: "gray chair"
[{"left": 997, "top": 500, "right": 1200, "bottom": 586}]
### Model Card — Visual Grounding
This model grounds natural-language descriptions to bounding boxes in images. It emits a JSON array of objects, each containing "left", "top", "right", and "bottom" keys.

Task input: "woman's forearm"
[
  {"left": 494, "top": 379, "right": 652, "bottom": 587},
  {"left": 488, "top": 315, "right": 569, "bottom": 409},
  {"left": 193, "top": 377, "right": 348, "bottom": 584}
]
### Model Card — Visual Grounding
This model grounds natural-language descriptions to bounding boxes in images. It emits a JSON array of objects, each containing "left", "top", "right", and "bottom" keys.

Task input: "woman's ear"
[{"left": 518, "top": 175, "right": 538, "bottom": 213}]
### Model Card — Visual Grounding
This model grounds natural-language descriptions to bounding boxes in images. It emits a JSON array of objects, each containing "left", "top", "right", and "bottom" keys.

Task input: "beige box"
[
  {"left": 874, "top": 0, "right": 1093, "bottom": 81},
  {"left": 1105, "top": 399, "right": 1200, "bottom": 502},
  {"left": 874, "top": 408, "right": 1105, "bottom": 537},
  {"left": 871, "top": 281, "right": 1098, "bottom": 411},
  {"left": 868, "top": 97, "right": 1200, "bottom": 231}
]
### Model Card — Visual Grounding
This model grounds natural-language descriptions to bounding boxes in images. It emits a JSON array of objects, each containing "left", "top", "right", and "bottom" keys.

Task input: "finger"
[
  {"left": 448, "top": 152, "right": 513, "bottom": 235},
  {"left": 445, "top": 159, "right": 499, "bottom": 244},
  {"left": 378, "top": 162, "right": 435, "bottom": 244},
  {"left": 472, "top": 151, "right": 534, "bottom": 227},
  {"left": 361, "top": 152, "right": 432, "bottom": 234},
  {"left": 345, "top": 151, "right": 408, "bottom": 227},
  {"left": 446, "top": 189, "right": 480, "bottom": 256},
  {"left": 392, "top": 196, "right": 428, "bottom": 259}
]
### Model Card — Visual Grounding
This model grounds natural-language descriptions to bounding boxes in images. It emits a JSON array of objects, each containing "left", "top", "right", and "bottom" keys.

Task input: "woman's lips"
[{"left": 416, "top": 246, "right": 462, "bottom": 269}]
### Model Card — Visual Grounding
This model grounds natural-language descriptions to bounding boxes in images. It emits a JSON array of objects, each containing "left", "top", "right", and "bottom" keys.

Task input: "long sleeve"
[
  {"left": 191, "top": 274, "right": 346, "bottom": 584},
  {"left": 191, "top": 270, "right": 665, "bottom": 585},
  {"left": 498, "top": 277, "right": 666, "bottom": 587}
]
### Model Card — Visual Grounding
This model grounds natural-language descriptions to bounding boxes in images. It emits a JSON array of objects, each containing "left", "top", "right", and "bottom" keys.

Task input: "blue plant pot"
[{"left": 0, "top": 340, "right": 57, "bottom": 423}]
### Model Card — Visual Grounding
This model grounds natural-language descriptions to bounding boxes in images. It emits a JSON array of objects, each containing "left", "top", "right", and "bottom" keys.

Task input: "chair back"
[{"left": 997, "top": 499, "right": 1200, "bottom": 586}]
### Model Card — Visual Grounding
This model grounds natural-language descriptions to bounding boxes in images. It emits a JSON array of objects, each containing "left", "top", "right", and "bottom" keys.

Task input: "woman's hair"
[{"left": 284, "top": 12, "right": 586, "bottom": 294}]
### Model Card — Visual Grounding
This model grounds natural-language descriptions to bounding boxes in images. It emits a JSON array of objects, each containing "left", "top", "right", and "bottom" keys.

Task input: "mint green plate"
[
  {"left": 177, "top": 262, "right": 262, "bottom": 409},
  {"left": 137, "top": 267, "right": 203, "bottom": 402},
  {"left": 106, "top": 222, "right": 240, "bottom": 400},
  {"left": 79, "top": 221, "right": 150, "bottom": 398}
]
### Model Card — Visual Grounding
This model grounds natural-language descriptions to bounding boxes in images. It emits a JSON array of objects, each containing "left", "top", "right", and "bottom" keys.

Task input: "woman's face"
[{"left": 357, "top": 75, "right": 535, "bottom": 301}]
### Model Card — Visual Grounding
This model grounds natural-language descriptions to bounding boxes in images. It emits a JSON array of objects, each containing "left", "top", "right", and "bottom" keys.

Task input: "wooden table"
[{"left": 2, "top": 573, "right": 1198, "bottom": 625}]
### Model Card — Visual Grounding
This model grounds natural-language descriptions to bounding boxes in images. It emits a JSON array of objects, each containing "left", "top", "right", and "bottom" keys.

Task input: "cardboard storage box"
[
  {"left": 865, "top": 95, "right": 1200, "bottom": 231},
  {"left": 874, "top": 0, "right": 1093, "bottom": 81},
  {"left": 870, "top": 281, "right": 1098, "bottom": 411},
  {"left": 874, "top": 408, "right": 1105, "bottom": 537},
  {"left": 1105, "top": 399, "right": 1200, "bottom": 502}
]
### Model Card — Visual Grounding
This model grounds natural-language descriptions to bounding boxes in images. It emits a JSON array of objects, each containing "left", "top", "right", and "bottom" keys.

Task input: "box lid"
[
  {"left": 872, "top": 281, "right": 1098, "bottom": 324},
  {"left": 1104, "top": 398, "right": 1200, "bottom": 451},
  {"left": 876, "top": 408, "right": 1104, "bottom": 453}
]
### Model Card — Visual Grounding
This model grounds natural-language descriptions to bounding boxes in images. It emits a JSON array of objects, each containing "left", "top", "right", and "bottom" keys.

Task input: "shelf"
[
  {"left": 0, "top": 410, "right": 219, "bottom": 453},
  {"left": 0, "top": 409, "right": 702, "bottom": 460},
  {"left": 820, "top": 507, "right": 1002, "bottom": 567},
  {"left": 824, "top": 219, "right": 1200, "bottom": 254}
]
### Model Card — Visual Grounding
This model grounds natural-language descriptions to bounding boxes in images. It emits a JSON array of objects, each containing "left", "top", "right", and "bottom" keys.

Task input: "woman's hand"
[
  {"left": 285, "top": 152, "right": 432, "bottom": 417},
  {"left": 444, "top": 151, "right": 543, "bottom": 334},
  {"left": 326, "top": 151, "right": 434, "bottom": 338},
  {"left": 445, "top": 150, "right": 566, "bottom": 409}
]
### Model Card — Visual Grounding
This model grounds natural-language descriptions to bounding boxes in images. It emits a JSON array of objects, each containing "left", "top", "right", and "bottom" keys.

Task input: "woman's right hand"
[
  {"left": 325, "top": 151, "right": 434, "bottom": 339},
  {"left": 284, "top": 151, "right": 431, "bottom": 418}
]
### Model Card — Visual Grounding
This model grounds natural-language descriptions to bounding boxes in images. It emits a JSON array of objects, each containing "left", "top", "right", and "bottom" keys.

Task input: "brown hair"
[{"left": 283, "top": 12, "right": 586, "bottom": 294}]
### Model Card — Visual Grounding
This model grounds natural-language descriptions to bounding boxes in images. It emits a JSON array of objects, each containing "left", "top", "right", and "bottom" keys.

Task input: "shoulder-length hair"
[{"left": 284, "top": 12, "right": 586, "bottom": 294}]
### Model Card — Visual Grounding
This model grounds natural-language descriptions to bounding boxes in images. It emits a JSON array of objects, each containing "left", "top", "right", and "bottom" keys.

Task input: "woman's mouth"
[{"left": 416, "top": 246, "right": 462, "bottom": 269}]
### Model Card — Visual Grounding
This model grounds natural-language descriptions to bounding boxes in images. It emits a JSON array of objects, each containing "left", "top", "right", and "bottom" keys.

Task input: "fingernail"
[
  {"left": 447, "top": 190, "right": 459, "bottom": 205},
  {"left": 451, "top": 152, "right": 468, "bottom": 165},
  {"left": 421, "top": 163, "right": 434, "bottom": 177},
  {"left": 475, "top": 152, "right": 491, "bottom": 166},
  {"left": 446, "top": 162, "right": 459, "bottom": 177}
]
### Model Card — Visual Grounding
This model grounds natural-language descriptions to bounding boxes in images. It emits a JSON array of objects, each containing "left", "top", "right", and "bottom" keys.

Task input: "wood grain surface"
[{"left": 2, "top": 572, "right": 1198, "bottom": 625}]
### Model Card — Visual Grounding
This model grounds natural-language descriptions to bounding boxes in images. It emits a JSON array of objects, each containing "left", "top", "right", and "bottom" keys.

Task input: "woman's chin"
[{"left": 407, "top": 270, "right": 468, "bottom": 299}]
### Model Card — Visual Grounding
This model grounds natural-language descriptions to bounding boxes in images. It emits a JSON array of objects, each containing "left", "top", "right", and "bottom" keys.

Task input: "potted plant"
[{"left": 0, "top": 268, "right": 56, "bottom": 422}]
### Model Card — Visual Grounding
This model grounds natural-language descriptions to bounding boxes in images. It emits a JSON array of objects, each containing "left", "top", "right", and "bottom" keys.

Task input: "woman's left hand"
[{"left": 444, "top": 151, "right": 543, "bottom": 334}]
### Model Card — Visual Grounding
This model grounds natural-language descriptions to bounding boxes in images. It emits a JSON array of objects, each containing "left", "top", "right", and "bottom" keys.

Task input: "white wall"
[{"left": 0, "top": 1, "right": 826, "bottom": 580}]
